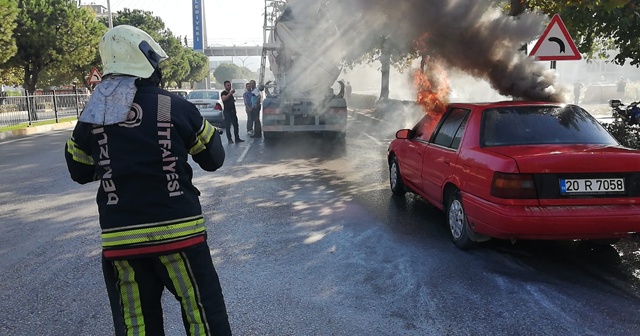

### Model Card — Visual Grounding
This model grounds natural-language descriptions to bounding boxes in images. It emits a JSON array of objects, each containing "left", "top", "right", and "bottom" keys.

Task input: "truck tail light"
[{"left": 490, "top": 172, "right": 537, "bottom": 199}]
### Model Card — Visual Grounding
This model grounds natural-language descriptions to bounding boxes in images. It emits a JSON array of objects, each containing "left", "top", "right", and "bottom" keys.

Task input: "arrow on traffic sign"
[{"left": 88, "top": 68, "right": 102, "bottom": 84}]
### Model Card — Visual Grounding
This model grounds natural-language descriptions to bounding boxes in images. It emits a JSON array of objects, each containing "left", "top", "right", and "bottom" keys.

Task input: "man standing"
[
  {"left": 64, "top": 25, "right": 232, "bottom": 336},
  {"left": 573, "top": 81, "right": 583, "bottom": 104},
  {"left": 222, "top": 80, "right": 244, "bottom": 144},
  {"left": 249, "top": 80, "right": 262, "bottom": 138},
  {"left": 617, "top": 76, "right": 627, "bottom": 99},
  {"left": 345, "top": 81, "right": 352, "bottom": 106},
  {"left": 243, "top": 82, "right": 254, "bottom": 136}
]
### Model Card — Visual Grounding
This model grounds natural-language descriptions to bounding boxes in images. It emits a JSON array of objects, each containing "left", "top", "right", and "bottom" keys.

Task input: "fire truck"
[{"left": 258, "top": 0, "right": 347, "bottom": 140}]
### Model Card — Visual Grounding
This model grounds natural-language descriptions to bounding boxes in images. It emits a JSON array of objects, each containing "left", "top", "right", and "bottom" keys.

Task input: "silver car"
[{"left": 186, "top": 90, "right": 225, "bottom": 126}]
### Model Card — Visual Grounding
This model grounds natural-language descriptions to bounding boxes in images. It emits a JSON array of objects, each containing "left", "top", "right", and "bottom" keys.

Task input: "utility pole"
[{"left": 107, "top": 0, "right": 113, "bottom": 28}]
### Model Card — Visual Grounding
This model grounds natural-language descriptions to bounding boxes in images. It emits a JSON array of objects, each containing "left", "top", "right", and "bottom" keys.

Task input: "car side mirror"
[
  {"left": 395, "top": 129, "right": 410, "bottom": 139},
  {"left": 609, "top": 99, "right": 622, "bottom": 108}
]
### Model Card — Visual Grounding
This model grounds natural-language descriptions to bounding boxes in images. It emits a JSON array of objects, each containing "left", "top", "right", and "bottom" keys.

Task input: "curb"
[{"left": 0, "top": 120, "right": 77, "bottom": 141}]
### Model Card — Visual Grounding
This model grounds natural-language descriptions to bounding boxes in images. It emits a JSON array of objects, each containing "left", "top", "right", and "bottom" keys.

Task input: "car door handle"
[{"left": 443, "top": 158, "right": 451, "bottom": 166}]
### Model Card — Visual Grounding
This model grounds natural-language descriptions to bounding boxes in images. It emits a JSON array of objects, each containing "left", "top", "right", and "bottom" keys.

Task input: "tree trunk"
[
  {"left": 379, "top": 51, "right": 390, "bottom": 101},
  {"left": 509, "top": 0, "right": 526, "bottom": 16},
  {"left": 23, "top": 66, "right": 39, "bottom": 121},
  {"left": 510, "top": 0, "right": 528, "bottom": 54}
]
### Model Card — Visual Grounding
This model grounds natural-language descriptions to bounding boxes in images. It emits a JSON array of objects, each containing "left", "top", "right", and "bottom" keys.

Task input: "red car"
[{"left": 387, "top": 101, "right": 640, "bottom": 249}]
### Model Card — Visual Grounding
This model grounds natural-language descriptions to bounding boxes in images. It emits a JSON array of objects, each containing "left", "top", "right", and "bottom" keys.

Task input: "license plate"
[{"left": 559, "top": 178, "right": 625, "bottom": 195}]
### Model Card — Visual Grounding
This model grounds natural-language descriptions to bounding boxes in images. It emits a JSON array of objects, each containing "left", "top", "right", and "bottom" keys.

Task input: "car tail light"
[
  {"left": 214, "top": 103, "right": 223, "bottom": 110},
  {"left": 490, "top": 172, "right": 538, "bottom": 199},
  {"left": 263, "top": 108, "right": 278, "bottom": 115}
]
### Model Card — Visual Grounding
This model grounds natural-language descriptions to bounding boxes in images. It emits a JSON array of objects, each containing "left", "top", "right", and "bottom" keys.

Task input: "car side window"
[
  {"left": 411, "top": 114, "right": 438, "bottom": 141},
  {"left": 432, "top": 108, "right": 470, "bottom": 149},
  {"left": 450, "top": 117, "right": 468, "bottom": 149}
]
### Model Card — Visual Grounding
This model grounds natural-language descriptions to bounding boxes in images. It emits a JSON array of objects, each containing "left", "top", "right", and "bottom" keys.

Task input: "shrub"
[
  {"left": 0, "top": 104, "right": 19, "bottom": 113},
  {"left": 602, "top": 118, "right": 640, "bottom": 149}
]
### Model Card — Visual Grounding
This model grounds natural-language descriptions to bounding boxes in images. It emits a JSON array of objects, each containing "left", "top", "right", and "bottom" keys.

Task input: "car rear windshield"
[
  {"left": 187, "top": 91, "right": 220, "bottom": 100},
  {"left": 481, "top": 105, "right": 618, "bottom": 147}
]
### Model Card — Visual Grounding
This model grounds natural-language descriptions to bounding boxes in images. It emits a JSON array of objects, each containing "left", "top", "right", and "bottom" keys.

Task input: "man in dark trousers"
[
  {"left": 64, "top": 25, "right": 232, "bottom": 336},
  {"left": 222, "top": 80, "right": 244, "bottom": 144},
  {"left": 249, "top": 80, "right": 262, "bottom": 138}
]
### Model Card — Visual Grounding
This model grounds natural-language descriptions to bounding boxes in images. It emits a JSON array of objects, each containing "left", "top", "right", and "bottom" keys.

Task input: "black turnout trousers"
[{"left": 102, "top": 243, "right": 232, "bottom": 336}]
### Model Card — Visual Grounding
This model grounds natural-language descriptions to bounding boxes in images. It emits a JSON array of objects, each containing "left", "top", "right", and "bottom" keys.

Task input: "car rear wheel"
[
  {"left": 447, "top": 191, "right": 476, "bottom": 249},
  {"left": 389, "top": 156, "right": 406, "bottom": 196}
]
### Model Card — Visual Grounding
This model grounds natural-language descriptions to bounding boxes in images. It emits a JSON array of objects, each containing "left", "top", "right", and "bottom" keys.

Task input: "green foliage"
[
  {"left": 39, "top": 7, "right": 106, "bottom": 90},
  {"left": 176, "top": 50, "right": 209, "bottom": 87},
  {"left": 3, "top": 0, "right": 104, "bottom": 92},
  {"left": 0, "top": 67, "right": 23, "bottom": 87},
  {"left": 213, "top": 63, "right": 253, "bottom": 84},
  {"left": 110, "top": 9, "right": 165, "bottom": 40},
  {"left": 603, "top": 119, "right": 640, "bottom": 148},
  {"left": 0, "top": 0, "right": 18, "bottom": 64},
  {"left": 159, "top": 32, "right": 189, "bottom": 87}
]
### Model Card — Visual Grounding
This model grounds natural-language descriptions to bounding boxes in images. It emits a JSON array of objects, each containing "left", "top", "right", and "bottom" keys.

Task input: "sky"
[{"left": 99, "top": 0, "right": 265, "bottom": 45}]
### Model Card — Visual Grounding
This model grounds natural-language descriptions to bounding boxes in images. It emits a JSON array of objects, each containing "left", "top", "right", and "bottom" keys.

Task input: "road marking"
[
  {"left": 237, "top": 142, "right": 252, "bottom": 163},
  {"left": 360, "top": 131, "right": 383, "bottom": 146}
]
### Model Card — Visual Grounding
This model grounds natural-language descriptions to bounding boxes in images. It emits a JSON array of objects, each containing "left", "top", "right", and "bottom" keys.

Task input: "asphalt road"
[{"left": 1, "top": 110, "right": 639, "bottom": 336}]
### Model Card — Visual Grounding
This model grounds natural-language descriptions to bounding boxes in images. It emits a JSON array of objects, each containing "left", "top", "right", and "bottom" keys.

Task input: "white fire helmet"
[{"left": 99, "top": 25, "right": 168, "bottom": 78}]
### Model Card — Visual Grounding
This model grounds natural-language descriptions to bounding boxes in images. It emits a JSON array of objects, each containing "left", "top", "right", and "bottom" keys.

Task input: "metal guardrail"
[{"left": 0, "top": 91, "right": 90, "bottom": 128}]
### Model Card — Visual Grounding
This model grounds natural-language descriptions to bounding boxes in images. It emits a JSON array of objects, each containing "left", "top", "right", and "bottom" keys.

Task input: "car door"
[
  {"left": 422, "top": 108, "right": 470, "bottom": 204},
  {"left": 401, "top": 115, "right": 436, "bottom": 190}
]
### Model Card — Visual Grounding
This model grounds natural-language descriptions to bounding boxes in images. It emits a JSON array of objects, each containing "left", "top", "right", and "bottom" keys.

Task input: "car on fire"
[{"left": 387, "top": 101, "right": 640, "bottom": 249}]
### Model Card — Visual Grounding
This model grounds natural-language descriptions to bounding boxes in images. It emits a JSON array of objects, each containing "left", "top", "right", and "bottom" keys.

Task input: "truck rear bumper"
[{"left": 262, "top": 125, "right": 346, "bottom": 132}]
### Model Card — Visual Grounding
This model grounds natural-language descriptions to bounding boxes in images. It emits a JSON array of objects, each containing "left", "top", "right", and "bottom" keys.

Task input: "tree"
[
  {"left": 337, "top": 6, "right": 417, "bottom": 100},
  {"left": 39, "top": 7, "right": 107, "bottom": 91},
  {"left": 3, "top": 0, "right": 104, "bottom": 94},
  {"left": 159, "top": 32, "right": 190, "bottom": 87},
  {"left": 0, "top": 0, "right": 18, "bottom": 64},
  {"left": 110, "top": 8, "right": 165, "bottom": 40},
  {"left": 176, "top": 50, "right": 209, "bottom": 88},
  {"left": 213, "top": 63, "right": 253, "bottom": 84}
]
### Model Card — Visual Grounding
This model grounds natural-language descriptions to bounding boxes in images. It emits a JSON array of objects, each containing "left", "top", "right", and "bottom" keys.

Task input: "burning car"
[{"left": 388, "top": 100, "right": 640, "bottom": 249}]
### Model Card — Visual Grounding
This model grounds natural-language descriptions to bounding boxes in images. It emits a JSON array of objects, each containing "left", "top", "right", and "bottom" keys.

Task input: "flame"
[
  {"left": 413, "top": 34, "right": 451, "bottom": 137},
  {"left": 413, "top": 65, "right": 450, "bottom": 116},
  {"left": 413, "top": 34, "right": 450, "bottom": 117}
]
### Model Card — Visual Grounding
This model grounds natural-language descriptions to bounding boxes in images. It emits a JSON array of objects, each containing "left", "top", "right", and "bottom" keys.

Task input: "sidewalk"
[{"left": 0, "top": 120, "right": 77, "bottom": 141}]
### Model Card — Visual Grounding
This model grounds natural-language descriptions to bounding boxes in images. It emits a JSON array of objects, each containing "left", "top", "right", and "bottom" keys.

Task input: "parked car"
[
  {"left": 169, "top": 89, "right": 191, "bottom": 99},
  {"left": 387, "top": 101, "right": 640, "bottom": 249},
  {"left": 186, "top": 89, "right": 225, "bottom": 127}
]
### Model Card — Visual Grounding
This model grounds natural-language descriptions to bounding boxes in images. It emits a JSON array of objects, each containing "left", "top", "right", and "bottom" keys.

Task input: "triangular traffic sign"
[
  {"left": 88, "top": 68, "right": 102, "bottom": 84},
  {"left": 529, "top": 14, "right": 581, "bottom": 61}
]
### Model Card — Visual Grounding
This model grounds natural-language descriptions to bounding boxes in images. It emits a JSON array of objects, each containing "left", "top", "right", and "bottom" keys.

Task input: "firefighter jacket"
[{"left": 65, "top": 81, "right": 225, "bottom": 259}]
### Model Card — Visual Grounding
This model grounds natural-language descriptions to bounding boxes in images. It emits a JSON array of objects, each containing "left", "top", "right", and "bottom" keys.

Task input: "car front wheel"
[
  {"left": 447, "top": 190, "right": 476, "bottom": 249},
  {"left": 389, "top": 156, "right": 406, "bottom": 196}
]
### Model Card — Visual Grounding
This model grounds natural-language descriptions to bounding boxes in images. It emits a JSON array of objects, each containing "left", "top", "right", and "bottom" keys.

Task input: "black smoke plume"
[{"left": 326, "top": 0, "right": 568, "bottom": 102}]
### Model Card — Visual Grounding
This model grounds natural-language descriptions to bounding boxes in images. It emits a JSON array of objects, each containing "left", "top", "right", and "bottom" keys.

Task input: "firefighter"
[{"left": 64, "top": 25, "right": 232, "bottom": 336}]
